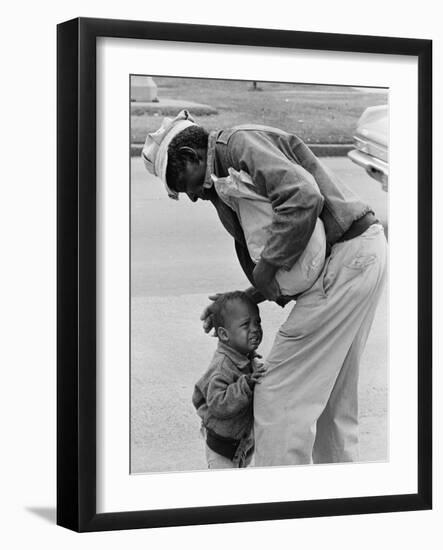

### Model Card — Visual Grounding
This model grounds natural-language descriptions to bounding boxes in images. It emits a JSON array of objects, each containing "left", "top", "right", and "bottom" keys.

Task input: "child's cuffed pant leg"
[{"left": 205, "top": 445, "right": 235, "bottom": 469}]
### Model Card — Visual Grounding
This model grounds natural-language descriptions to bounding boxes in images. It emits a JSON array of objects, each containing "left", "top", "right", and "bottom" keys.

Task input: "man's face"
[
  {"left": 176, "top": 159, "right": 207, "bottom": 202},
  {"left": 222, "top": 300, "right": 263, "bottom": 356}
]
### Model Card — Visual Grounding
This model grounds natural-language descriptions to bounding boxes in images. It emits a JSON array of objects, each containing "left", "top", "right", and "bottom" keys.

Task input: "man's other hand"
[{"left": 253, "top": 259, "right": 281, "bottom": 301}]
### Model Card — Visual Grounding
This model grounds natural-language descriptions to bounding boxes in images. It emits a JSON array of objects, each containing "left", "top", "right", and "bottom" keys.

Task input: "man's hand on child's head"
[
  {"left": 200, "top": 291, "right": 255, "bottom": 335},
  {"left": 200, "top": 293, "right": 223, "bottom": 335}
]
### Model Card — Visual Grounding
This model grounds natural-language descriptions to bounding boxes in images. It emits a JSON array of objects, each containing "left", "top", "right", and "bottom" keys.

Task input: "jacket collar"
[
  {"left": 203, "top": 130, "right": 218, "bottom": 189},
  {"left": 216, "top": 341, "right": 252, "bottom": 370}
]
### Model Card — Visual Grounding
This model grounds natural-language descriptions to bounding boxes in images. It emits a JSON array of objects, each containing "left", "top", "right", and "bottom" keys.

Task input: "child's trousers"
[
  {"left": 205, "top": 444, "right": 253, "bottom": 469},
  {"left": 205, "top": 446, "right": 236, "bottom": 469},
  {"left": 254, "top": 223, "right": 387, "bottom": 466}
]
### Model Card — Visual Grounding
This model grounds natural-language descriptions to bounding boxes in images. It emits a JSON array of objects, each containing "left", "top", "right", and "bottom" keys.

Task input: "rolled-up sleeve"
[{"left": 227, "top": 131, "right": 324, "bottom": 270}]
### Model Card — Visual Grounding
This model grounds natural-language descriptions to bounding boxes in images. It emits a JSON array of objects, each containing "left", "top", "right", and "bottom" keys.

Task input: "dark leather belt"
[
  {"left": 337, "top": 212, "right": 379, "bottom": 243},
  {"left": 206, "top": 428, "right": 240, "bottom": 460}
]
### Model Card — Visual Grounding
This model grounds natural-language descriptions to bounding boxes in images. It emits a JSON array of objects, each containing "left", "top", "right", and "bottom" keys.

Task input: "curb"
[
  {"left": 130, "top": 142, "right": 353, "bottom": 158},
  {"left": 308, "top": 144, "right": 353, "bottom": 157}
]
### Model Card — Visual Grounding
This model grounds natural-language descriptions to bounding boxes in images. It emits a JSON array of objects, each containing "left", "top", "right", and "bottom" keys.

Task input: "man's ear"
[
  {"left": 179, "top": 146, "right": 200, "bottom": 164},
  {"left": 217, "top": 327, "right": 229, "bottom": 342}
]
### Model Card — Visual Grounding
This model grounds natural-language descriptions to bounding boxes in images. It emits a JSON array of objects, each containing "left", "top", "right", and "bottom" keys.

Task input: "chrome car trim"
[
  {"left": 354, "top": 136, "right": 388, "bottom": 163},
  {"left": 347, "top": 149, "right": 388, "bottom": 176}
]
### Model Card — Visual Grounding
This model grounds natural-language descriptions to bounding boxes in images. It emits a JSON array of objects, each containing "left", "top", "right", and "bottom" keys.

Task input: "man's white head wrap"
[{"left": 141, "top": 109, "right": 196, "bottom": 200}]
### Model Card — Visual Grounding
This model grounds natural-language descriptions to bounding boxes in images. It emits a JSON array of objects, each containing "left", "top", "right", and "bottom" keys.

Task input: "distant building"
[{"left": 131, "top": 76, "right": 159, "bottom": 102}]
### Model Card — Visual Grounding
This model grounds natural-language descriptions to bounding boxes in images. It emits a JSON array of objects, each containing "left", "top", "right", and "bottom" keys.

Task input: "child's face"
[{"left": 223, "top": 300, "right": 263, "bottom": 355}]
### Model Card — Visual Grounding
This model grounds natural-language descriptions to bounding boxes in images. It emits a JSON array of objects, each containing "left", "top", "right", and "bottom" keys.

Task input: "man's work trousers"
[{"left": 254, "top": 223, "right": 388, "bottom": 466}]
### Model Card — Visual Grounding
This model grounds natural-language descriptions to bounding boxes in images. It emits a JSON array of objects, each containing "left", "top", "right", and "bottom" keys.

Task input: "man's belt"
[{"left": 337, "top": 212, "right": 379, "bottom": 243}]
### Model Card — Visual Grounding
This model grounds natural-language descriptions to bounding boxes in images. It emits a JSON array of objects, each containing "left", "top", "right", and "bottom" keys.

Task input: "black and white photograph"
[
  {"left": 2, "top": 0, "right": 439, "bottom": 544},
  {"left": 130, "top": 75, "right": 389, "bottom": 474}
]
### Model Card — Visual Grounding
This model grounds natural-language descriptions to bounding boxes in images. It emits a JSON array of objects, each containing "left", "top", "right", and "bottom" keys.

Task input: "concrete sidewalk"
[{"left": 131, "top": 289, "right": 387, "bottom": 473}]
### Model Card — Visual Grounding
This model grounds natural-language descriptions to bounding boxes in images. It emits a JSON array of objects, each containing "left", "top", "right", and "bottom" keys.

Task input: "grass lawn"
[{"left": 131, "top": 77, "right": 388, "bottom": 145}]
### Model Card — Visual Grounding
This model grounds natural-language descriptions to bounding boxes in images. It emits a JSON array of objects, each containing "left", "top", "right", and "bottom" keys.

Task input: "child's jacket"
[{"left": 192, "top": 342, "right": 256, "bottom": 458}]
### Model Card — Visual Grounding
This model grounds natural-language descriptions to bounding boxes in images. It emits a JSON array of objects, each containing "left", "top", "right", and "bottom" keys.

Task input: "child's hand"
[{"left": 250, "top": 362, "right": 268, "bottom": 384}]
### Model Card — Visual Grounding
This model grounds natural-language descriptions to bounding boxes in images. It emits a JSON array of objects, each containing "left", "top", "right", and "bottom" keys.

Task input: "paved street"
[{"left": 130, "top": 156, "right": 388, "bottom": 473}]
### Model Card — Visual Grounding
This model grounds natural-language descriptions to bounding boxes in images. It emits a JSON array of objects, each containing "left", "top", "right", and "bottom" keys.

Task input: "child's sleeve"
[
  {"left": 192, "top": 384, "right": 205, "bottom": 411},
  {"left": 206, "top": 371, "right": 253, "bottom": 419}
]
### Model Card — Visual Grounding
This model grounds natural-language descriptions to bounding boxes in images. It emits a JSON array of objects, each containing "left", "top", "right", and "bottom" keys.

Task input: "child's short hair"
[
  {"left": 212, "top": 291, "right": 258, "bottom": 332},
  {"left": 166, "top": 125, "right": 209, "bottom": 191}
]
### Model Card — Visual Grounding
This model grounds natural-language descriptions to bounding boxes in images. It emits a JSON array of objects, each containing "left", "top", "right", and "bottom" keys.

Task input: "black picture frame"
[{"left": 57, "top": 17, "right": 432, "bottom": 532}]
